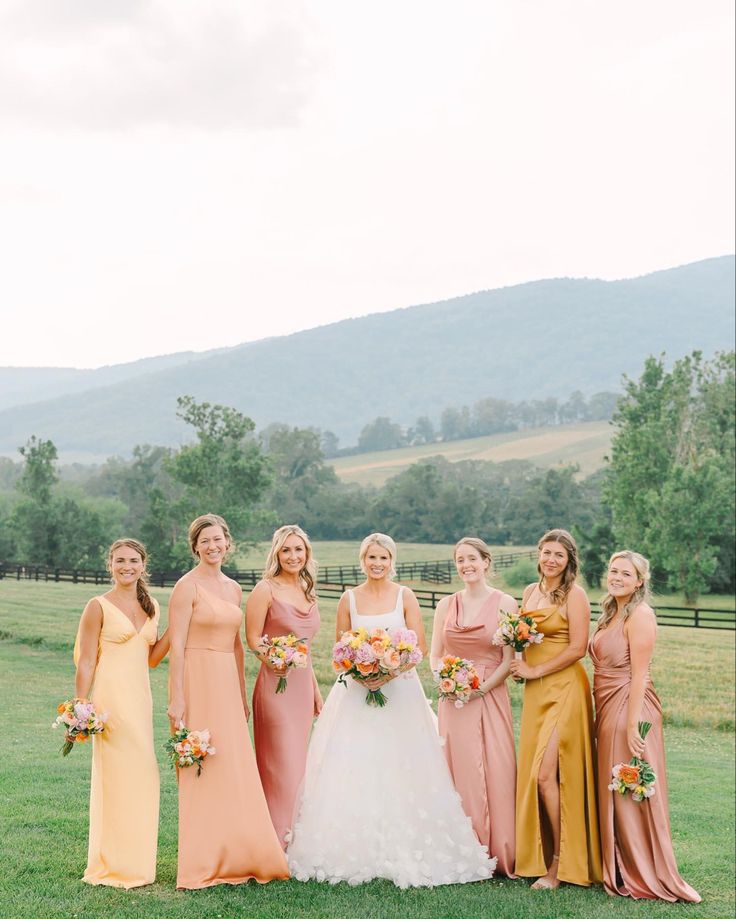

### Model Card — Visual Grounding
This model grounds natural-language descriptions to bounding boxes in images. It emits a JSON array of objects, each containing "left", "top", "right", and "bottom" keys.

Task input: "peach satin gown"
[
  {"left": 589, "top": 620, "right": 701, "bottom": 902},
  {"left": 438, "top": 590, "right": 516, "bottom": 876},
  {"left": 175, "top": 582, "right": 288, "bottom": 889},
  {"left": 253, "top": 594, "right": 321, "bottom": 848}
]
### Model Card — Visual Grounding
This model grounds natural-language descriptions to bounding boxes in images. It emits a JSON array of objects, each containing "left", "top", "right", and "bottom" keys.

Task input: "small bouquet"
[
  {"left": 52, "top": 698, "right": 107, "bottom": 756},
  {"left": 609, "top": 721, "right": 657, "bottom": 802},
  {"left": 332, "top": 626, "right": 423, "bottom": 707},
  {"left": 437, "top": 655, "right": 481, "bottom": 708},
  {"left": 492, "top": 611, "right": 544, "bottom": 657},
  {"left": 256, "top": 633, "right": 309, "bottom": 693},
  {"left": 165, "top": 724, "right": 216, "bottom": 777}
]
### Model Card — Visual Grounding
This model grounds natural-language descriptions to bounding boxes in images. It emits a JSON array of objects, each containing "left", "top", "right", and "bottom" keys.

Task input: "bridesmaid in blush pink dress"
[
  {"left": 589, "top": 550, "right": 700, "bottom": 903},
  {"left": 430, "top": 537, "right": 517, "bottom": 876},
  {"left": 246, "top": 525, "right": 322, "bottom": 849}
]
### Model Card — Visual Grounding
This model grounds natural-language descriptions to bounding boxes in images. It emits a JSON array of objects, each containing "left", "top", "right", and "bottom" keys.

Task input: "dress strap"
[
  {"left": 347, "top": 588, "right": 357, "bottom": 617},
  {"left": 394, "top": 586, "right": 404, "bottom": 614}
]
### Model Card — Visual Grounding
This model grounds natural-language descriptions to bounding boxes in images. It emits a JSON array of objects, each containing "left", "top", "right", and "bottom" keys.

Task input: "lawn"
[{"left": 1, "top": 579, "right": 733, "bottom": 918}]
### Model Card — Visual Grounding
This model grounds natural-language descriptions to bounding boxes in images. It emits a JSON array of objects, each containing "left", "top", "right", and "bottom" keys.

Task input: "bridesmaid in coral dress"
[
  {"left": 73, "top": 538, "right": 169, "bottom": 888},
  {"left": 510, "top": 529, "right": 602, "bottom": 889},
  {"left": 246, "top": 525, "right": 322, "bottom": 849},
  {"left": 430, "top": 536, "right": 517, "bottom": 876},
  {"left": 167, "top": 514, "right": 288, "bottom": 889},
  {"left": 590, "top": 550, "right": 700, "bottom": 902}
]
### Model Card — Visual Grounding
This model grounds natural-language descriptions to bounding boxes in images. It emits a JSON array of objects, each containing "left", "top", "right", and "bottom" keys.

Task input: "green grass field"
[
  {"left": 329, "top": 421, "right": 612, "bottom": 486},
  {"left": 1, "top": 579, "right": 734, "bottom": 918}
]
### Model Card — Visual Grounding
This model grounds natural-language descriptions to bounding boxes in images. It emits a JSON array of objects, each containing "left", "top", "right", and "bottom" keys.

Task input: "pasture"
[
  {"left": 329, "top": 421, "right": 612, "bottom": 486},
  {"left": 1, "top": 578, "right": 733, "bottom": 919}
]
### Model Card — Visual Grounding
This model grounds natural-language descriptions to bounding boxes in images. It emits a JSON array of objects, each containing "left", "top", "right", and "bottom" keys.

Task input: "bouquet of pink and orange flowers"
[
  {"left": 609, "top": 721, "right": 657, "bottom": 802},
  {"left": 256, "top": 633, "right": 309, "bottom": 693},
  {"left": 437, "top": 655, "right": 481, "bottom": 708},
  {"left": 165, "top": 724, "right": 216, "bottom": 777},
  {"left": 332, "top": 626, "right": 423, "bottom": 707},
  {"left": 492, "top": 610, "right": 544, "bottom": 656},
  {"left": 52, "top": 698, "right": 107, "bottom": 756}
]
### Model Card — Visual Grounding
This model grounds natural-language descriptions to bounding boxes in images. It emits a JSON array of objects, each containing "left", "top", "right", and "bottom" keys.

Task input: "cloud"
[{"left": 0, "top": 0, "right": 320, "bottom": 130}]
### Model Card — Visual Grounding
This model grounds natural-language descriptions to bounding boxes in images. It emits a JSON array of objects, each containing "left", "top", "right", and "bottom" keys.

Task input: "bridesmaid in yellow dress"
[
  {"left": 590, "top": 551, "right": 700, "bottom": 902},
  {"left": 167, "top": 513, "right": 289, "bottom": 889},
  {"left": 509, "top": 528, "right": 602, "bottom": 889},
  {"left": 430, "top": 536, "right": 517, "bottom": 876},
  {"left": 246, "top": 525, "right": 322, "bottom": 849},
  {"left": 73, "top": 538, "right": 170, "bottom": 888}
]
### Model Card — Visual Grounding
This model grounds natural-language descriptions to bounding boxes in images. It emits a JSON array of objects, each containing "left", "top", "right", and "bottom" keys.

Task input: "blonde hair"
[
  {"left": 263, "top": 524, "right": 317, "bottom": 601},
  {"left": 188, "top": 513, "right": 234, "bottom": 560},
  {"left": 454, "top": 536, "right": 493, "bottom": 579},
  {"left": 107, "top": 538, "right": 155, "bottom": 618},
  {"left": 596, "top": 550, "right": 652, "bottom": 630},
  {"left": 537, "top": 528, "right": 579, "bottom": 606},
  {"left": 359, "top": 533, "right": 397, "bottom": 579}
]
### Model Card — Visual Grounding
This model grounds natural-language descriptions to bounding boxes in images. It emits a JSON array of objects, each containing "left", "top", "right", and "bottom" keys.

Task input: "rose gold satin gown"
[
  {"left": 438, "top": 591, "right": 516, "bottom": 876},
  {"left": 175, "top": 582, "right": 288, "bottom": 889},
  {"left": 589, "top": 620, "right": 701, "bottom": 902},
  {"left": 252, "top": 595, "right": 321, "bottom": 848}
]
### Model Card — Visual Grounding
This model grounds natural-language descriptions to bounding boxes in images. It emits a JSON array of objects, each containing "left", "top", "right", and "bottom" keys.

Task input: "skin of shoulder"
[
  {"left": 624, "top": 602, "right": 657, "bottom": 636},
  {"left": 498, "top": 591, "right": 519, "bottom": 614}
]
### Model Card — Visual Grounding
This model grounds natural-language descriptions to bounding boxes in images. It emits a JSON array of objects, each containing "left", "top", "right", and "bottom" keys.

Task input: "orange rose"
[
  {"left": 516, "top": 622, "right": 530, "bottom": 640},
  {"left": 77, "top": 734, "right": 89, "bottom": 743},
  {"left": 356, "top": 661, "right": 378, "bottom": 676},
  {"left": 57, "top": 703, "right": 66, "bottom": 714},
  {"left": 297, "top": 644, "right": 308, "bottom": 654},
  {"left": 341, "top": 659, "right": 353, "bottom": 670},
  {"left": 332, "top": 660, "right": 343, "bottom": 673},
  {"left": 618, "top": 764, "right": 640, "bottom": 785},
  {"left": 470, "top": 676, "right": 480, "bottom": 689}
]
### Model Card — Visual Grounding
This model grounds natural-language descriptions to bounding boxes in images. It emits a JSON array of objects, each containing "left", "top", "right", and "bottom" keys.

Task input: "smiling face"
[
  {"left": 362, "top": 543, "right": 393, "bottom": 581},
  {"left": 538, "top": 540, "right": 569, "bottom": 582},
  {"left": 195, "top": 525, "right": 229, "bottom": 566},
  {"left": 607, "top": 556, "right": 643, "bottom": 602},
  {"left": 454, "top": 543, "right": 490, "bottom": 585},
  {"left": 278, "top": 533, "right": 307, "bottom": 575},
  {"left": 109, "top": 544, "right": 145, "bottom": 588}
]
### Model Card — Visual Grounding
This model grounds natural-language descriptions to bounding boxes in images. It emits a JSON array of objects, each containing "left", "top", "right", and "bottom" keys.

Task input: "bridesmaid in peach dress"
[
  {"left": 73, "top": 538, "right": 169, "bottom": 888},
  {"left": 167, "top": 514, "right": 288, "bottom": 889},
  {"left": 246, "top": 525, "right": 322, "bottom": 848},
  {"left": 589, "top": 551, "right": 701, "bottom": 902},
  {"left": 430, "top": 536, "right": 517, "bottom": 876}
]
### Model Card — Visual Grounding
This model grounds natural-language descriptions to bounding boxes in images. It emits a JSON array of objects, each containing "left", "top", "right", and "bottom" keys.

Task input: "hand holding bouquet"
[
  {"left": 492, "top": 611, "right": 544, "bottom": 655},
  {"left": 256, "top": 633, "right": 309, "bottom": 693},
  {"left": 52, "top": 698, "right": 107, "bottom": 756},
  {"left": 165, "top": 724, "right": 216, "bottom": 777},
  {"left": 437, "top": 655, "right": 481, "bottom": 708},
  {"left": 332, "top": 626, "right": 423, "bottom": 707},
  {"left": 609, "top": 721, "right": 657, "bottom": 802}
]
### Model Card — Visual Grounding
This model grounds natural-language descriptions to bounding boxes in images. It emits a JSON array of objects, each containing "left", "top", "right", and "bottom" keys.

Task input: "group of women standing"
[{"left": 70, "top": 516, "right": 700, "bottom": 903}]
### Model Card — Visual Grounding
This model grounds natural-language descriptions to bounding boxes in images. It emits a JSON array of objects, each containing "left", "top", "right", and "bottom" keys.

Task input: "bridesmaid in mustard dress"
[
  {"left": 167, "top": 513, "right": 288, "bottom": 889},
  {"left": 509, "top": 528, "right": 601, "bottom": 889},
  {"left": 430, "top": 536, "right": 517, "bottom": 876},
  {"left": 246, "top": 525, "right": 322, "bottom": 849},
  {"left": 590, "top": 551, "right": 700, "bottom": 902},
  {"left": 73, "top": 538, "right": 169, "bottom": 888}
]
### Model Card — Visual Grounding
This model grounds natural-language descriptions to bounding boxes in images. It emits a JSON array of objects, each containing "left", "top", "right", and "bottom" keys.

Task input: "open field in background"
[
  {"left": 329, "top": 421, "right": 612, "bottom": 486},
  {"left": 1, "top": 579, "right": 734, "bottom": 918}
]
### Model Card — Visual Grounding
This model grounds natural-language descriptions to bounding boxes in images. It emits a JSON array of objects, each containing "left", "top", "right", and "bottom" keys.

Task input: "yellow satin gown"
[
  {"left": 515, "top": 607, "right": 602, "bottom": 886},
  {"left": 73, "top": 596, "right": 160, "bottom": 888}
]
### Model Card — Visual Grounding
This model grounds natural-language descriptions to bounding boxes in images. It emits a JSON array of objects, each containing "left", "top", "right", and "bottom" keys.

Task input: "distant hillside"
[
  {"left": 0, "top": 256, "right": 733, "bottom": 458},
  {"left": 331, "top": 422, "right": 612, "bottom": 486}
]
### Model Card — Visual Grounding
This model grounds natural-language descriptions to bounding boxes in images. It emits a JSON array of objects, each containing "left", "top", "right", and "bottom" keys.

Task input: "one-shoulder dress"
[{"left": 589, "top": 619, "right": 700, "bottom": 902}]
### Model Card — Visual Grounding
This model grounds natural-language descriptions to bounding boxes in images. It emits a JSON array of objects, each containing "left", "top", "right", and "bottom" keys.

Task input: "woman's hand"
[
  {"left": 627, "top": 722, "right": 646, "bottom": 759},
  {"left": 167, "top": 699, "right": 185, "bottom": 729},
  {"left": 313, "top": 688, "right": 323, "bottom": 717},
  {"left": 509, "top": 659, "right": 538, "bottom": 681},
  {"left": 363, "top": 673, "right": 393, "bottom": 691}
]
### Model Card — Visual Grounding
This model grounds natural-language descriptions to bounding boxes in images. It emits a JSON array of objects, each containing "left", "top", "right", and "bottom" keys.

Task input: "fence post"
[{"left": 694, "top": 608, "right": 700, "bottom": 628}]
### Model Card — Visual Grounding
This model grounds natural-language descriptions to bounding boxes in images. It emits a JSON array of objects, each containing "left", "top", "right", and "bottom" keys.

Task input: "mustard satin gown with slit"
[{"left": 515, "top": 606, "right": 602, "bottom": 886}]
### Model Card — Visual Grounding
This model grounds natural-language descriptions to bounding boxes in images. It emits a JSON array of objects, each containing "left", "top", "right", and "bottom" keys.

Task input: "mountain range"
[{"left": 1, "top": 255, "right": 733, "bottom": 461}]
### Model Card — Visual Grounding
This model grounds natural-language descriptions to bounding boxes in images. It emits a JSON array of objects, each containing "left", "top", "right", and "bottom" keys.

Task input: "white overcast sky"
[{"left": 1, "top": 0, "right": 733, "bottom": 369}]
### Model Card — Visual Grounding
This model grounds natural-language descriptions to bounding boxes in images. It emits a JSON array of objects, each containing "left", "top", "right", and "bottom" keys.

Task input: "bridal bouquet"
[
  {"left": 609, "top": 721, "right": 657, "bottom": 802},
  {"left": 332, "top": 626, "right": 423, "bottom": 707},
  {"left": 255, "top": 633, "right": 309, "bottom": 693},
  {"left": 165, "top": 724, "right": 216, "bottom": 777},
  {"left": 437, "top": 655, "right": 480, "bottom": 708},
  {"left": 492, "top": 611, "right": 544, "bottom": 657},
  {"left": 52, "top": 698, "right": 107, "bottom": 756}
]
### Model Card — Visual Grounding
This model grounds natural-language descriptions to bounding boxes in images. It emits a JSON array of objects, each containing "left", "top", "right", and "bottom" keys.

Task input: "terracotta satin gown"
[
  {"left": 438, "top": 590, "right": 516, "bottom": 876},
  {"left": 252, "top": 594, "right": 321, "bottom": 848},
  {"left": 175, "top": 582, "right": 288, "bottom": 889},
  {"left": 589, "top": 619, "right": 701, "bottom": 902},
  {"left": 515, "top": 606, "right": 602, "bottom": 886},
  {"left": 74, "top": 596, "right": 160, "bottom": 888}
]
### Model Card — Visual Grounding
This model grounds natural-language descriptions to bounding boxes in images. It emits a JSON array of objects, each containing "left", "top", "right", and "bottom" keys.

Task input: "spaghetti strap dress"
[{"left": 515, "top": 606, "right": 602, "bottom": 886}]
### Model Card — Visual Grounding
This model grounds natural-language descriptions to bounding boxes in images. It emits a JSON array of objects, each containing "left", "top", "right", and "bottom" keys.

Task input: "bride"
[{"left": 286, "top": 533, "right": 495, "bottom": 888}]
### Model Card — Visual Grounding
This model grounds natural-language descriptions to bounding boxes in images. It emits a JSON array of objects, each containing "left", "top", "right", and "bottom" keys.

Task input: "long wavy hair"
[
  {"left": 537, "top": 528, "right": 579, "bottom": 607},
  {"left": 596, "top": 550, "right": 652, "bottom": 630},
  {"left": 263, "top": 525, "right": 317, "bottom": 601},
  {"left": 454, "top": 536, "right": 494, "bottom": 580},
  {"left": 107, "top": 538, "right": 155, "bottom": 618}
]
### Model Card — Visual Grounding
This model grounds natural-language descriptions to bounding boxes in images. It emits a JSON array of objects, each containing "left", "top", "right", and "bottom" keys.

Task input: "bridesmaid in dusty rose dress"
[
  {"left": 246, "top": 525, "right": 322, "bottom": 849},
  {"left": 589, "top": 550, "right": 700, "bottom": 902},
  {"left": 430, "top": 536, "right": 518, "bottom": 876}
]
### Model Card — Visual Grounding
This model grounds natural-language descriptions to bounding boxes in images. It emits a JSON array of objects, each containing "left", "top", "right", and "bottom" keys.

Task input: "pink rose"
[
  {"left": 381, "top": 649, "right": 401, "bottom": 670},
  {"left": 440, "top": 677, "right": 456, "bottom": 693}
]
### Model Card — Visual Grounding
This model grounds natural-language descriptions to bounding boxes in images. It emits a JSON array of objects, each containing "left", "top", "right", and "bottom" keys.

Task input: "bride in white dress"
[{"left": 286, "top": 533, "right": 496, "bottom": 888}]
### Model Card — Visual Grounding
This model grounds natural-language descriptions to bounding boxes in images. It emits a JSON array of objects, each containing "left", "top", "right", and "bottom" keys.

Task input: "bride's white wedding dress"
[{"left": 286, "top": 587, "right": 496, "bottom": 888}]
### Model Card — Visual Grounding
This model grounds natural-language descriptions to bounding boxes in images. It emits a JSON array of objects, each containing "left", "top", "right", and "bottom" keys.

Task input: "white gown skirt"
[{"left": 286, "top": 669, "right": 496, "bottom": 888}]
